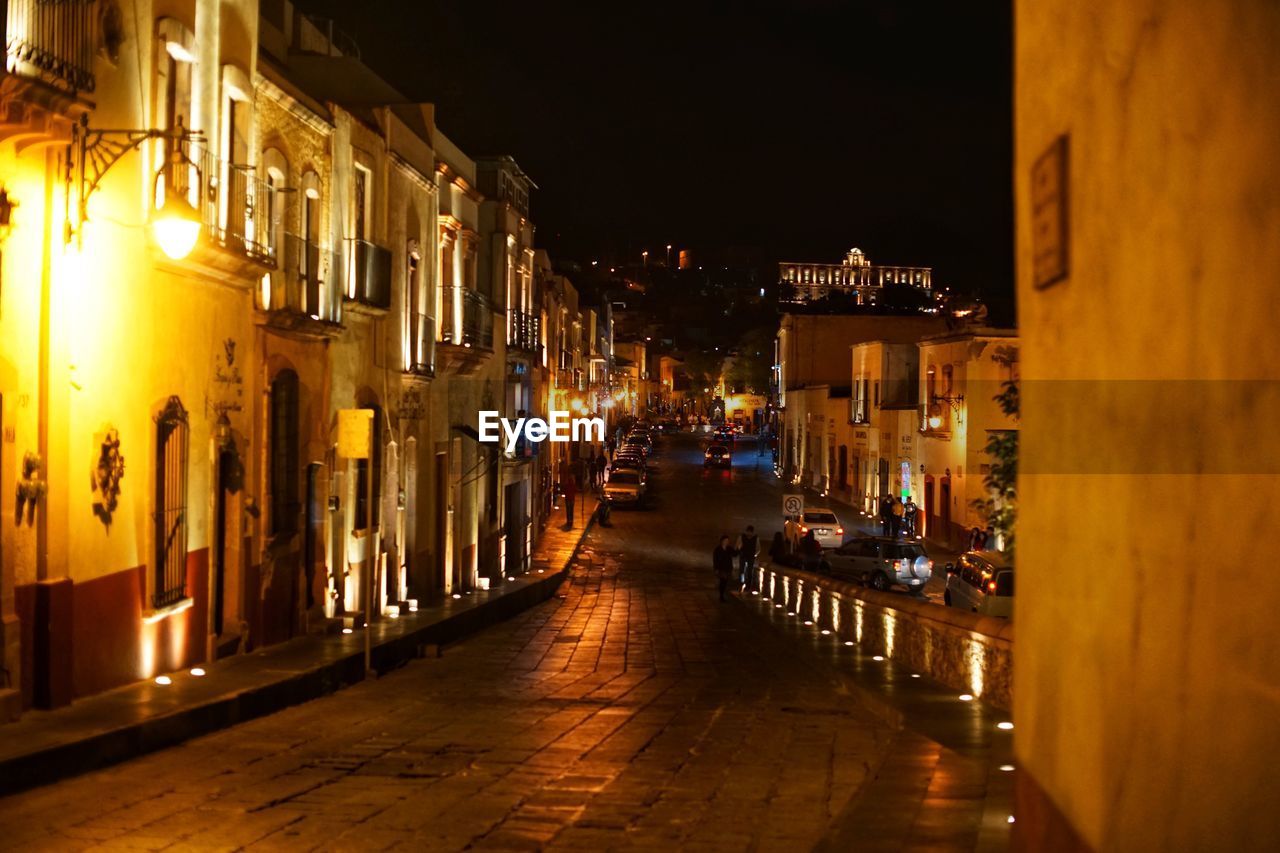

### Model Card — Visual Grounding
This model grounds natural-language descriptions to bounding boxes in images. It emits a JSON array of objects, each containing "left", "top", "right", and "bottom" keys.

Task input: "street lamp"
[{"left": 67, "top": 115, "right": 204, "bottom": 260}]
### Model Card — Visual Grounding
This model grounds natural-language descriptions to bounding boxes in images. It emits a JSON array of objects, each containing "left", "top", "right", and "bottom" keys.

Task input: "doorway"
[
  {"left": 213, "top": 447, "right": 234, "bottom": 636},
  {"left": 435, "top": 451, "right": 448, "bottom": 597},
  {"left": 940, "top": 476, "right": 952, "bottom": 545}
]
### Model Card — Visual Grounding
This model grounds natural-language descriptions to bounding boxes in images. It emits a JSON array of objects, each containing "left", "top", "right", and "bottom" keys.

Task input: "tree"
[{"left": 971, "top": 346, "right": 1019, "bottom": 555}]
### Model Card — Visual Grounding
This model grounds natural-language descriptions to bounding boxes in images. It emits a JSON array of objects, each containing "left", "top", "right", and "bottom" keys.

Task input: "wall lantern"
[
  {"left": 67, "top": 115, "right": 204, "bottom": 260},
  {"left": 928, "top": 392, "right": 964, "bottom": 430}
]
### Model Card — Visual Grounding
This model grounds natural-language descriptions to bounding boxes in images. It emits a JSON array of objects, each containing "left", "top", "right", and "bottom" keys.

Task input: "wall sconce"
[
  {"left": 928, "top": 393, "right": 964, "bottom": 430},
  {"left": 67, "top": 115, "right": 204, "bottom": 259}
]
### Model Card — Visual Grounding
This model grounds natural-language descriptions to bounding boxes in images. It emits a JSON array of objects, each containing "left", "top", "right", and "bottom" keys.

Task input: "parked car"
[
  {"left": 611, "top": 451, "right": 645, "bottom": 470},
  {"left": 824, "top": 537, "right": 932, "bottom": 594},
  {"left": 604, "top": 467, "right": 647, "bottom": 507},
  {"left": 944, "top": 551, "right": 1014, "bottom": 617},
  {"left": 704, "top": 444, "right": 732, "bottom": 468},
  {"left": 627, "top": 433, "right": 653, "bottom": 453},
  {"left": 783, "top": 509, "right": 845, "bottom": 550}
]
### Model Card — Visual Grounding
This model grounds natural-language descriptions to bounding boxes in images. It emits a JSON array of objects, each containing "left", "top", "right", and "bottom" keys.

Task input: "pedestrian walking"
[
  {"left": 799, "top": 530, "right": 824, "bottom": 574},
  {"left": 593, "top": 452, "right": 608, "bottom": 488},
  {"left": 562, "top": 473, "right": 578, "bottom": 529},
  {"left": 713, "top": 535, "right": 739, "bottom": 602},
  {"left": 736, "top": 525, "right": 759, "bottom": 592}
]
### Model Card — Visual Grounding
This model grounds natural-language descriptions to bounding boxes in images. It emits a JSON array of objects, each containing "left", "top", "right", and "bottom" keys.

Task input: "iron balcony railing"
[
  {"left": 5, "top": 0, "right": 96, "bottom": 94},
  {"left": 410, "top": 311, "right": 435, "bottom": 375},
  {"left": 347, "top": 238, "right": 392, "bottom": 309},
  {"left": 266, "top": 233, "right": 340, "bottom": 321},
  {"left": 188, "top": 143, "right": 276, "bottom": 264},
  {"left": 508, "top": 308, "right": 540, "bottom": 354},
  {"left": 441, "top": 285, "right": 494, "bottom": 350},
  {"left": 555, "top": 368, "right": 582, "bottom": 391}
]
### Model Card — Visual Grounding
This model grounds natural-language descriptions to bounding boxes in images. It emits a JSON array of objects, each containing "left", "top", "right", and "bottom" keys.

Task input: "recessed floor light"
[
  {"left": 959, "top": 694, "right": 974, "bottom": 701},
  {"left": 342, "top": 627, "right": 353, "bottom": 634},
  {"left": 154, "top": 675, "right": 172, "bottom": 686},
  {"left": 872, "top": 655, "right": 885, "bottom": 662},
  {"left": 820, "top": 629, "right": 830, "bottom": 635},
  {"left": 999, "top": 765, "right": 1015, "bottom": 772},
  {"left": 844, "top": 641, "right": 854, "bottom": 647},
  {"left": 190, "top": 668, "right": 206, "bottom": 677},
  {"left": 997, "top": 721, "right": 1014, "bottom": 730},
  {"left": 910, "top": 674, "right": 921, "bottom": 678}
]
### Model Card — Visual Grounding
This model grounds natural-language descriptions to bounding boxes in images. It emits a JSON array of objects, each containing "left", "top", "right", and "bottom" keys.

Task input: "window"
[
  {"left": 270, "top": 370, "right": 300, "bottom": 536},
  {"left": 153, "top": 397, "right": 189, "bottom": 609},
  {"left": 353, "top": 164, "right": 370, "bottom": 241}
]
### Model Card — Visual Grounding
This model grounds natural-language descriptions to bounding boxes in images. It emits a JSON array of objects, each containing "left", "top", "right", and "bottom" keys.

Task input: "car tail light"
[
  {"left": 836, "top": 527, "right": 843, "bottom": 534},
  {"left": 988, "top": 580, "right": 997, "bottom": 592},
  {"left": 799, "top": 525, "right": 808, "bottom": 533}
]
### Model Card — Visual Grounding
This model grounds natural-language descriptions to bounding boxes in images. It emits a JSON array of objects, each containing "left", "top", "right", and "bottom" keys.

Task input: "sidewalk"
[{"left": 0, "top": 494, "right": 599, "bottom": 797}]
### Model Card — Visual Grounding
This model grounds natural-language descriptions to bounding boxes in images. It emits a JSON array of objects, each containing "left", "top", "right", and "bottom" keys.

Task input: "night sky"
[{"left": 294, "top": 1, "right": 1013, "bottom": 306}]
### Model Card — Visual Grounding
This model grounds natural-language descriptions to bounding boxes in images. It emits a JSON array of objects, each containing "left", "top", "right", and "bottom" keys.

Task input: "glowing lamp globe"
[
  {"left": 152, "top": 192, "right": 201, "bottom": 260},
  {"left": 928, "top": 414, "right": 943, "bottom": 430}
]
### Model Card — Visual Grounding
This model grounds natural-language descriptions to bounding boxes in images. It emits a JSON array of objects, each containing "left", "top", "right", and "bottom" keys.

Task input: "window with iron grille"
[
  {"left": 270, "top": 370, "right": 300, "bottom": 536},
  {"left": 153, "top": 396, "right": 189, "bottom": 609}
]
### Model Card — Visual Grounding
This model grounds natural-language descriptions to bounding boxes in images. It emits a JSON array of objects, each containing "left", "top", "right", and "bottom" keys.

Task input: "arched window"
[
  {"left": 154, "top": 396, "right": 190, "bottom": 608},
  {"left": 270, "top": 370, "right": 300, "bottom": 536}
]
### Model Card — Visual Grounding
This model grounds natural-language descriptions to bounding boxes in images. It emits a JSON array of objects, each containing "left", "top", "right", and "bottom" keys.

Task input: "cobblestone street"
[{"left": 0, "top": 439, "right": 905, "bottom": 851}]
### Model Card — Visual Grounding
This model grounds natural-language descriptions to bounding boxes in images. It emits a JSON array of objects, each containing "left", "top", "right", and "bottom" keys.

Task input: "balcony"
[
  {"left": 408, "top": 312, "right": 435, "bottom": 376},
  {"left": 438, "top": 286, "right": 494, "bottom": 374},
  {"left": 4, "top": 0, "right": 95, "bottom": 94},
  {"left": 186, "top": 143, "right": 277, "bottom": 274},
  {"left": 1, "top": 0, "right": 96, "bottom": 144},
  {"left": 260, "top": 233, "right": 342, "bottom": 337},
  {"left": 347, "top": 238, "right": 392, "bottom": 311},
  {"left": 507, "top": 309, "right": 541, "bottom": 356}
]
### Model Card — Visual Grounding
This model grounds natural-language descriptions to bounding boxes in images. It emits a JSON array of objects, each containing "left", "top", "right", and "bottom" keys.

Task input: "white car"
[
  {"left": 603, "top": 467, "right": 647, "bottom": 507},
  {"left": 825, "top": 537, "right": 932, "bottom": 594},
  {"left": 784, "top": 509, "right": 845, "bottom": 550},
  {"left": 944, "top": 551, "right": 1014, "bottom": 617}
]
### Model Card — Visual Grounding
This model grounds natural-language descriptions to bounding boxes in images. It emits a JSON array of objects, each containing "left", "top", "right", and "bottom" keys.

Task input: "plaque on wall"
[{"left": 1032, "top": 134, "right": 1070, "bottom": 289}]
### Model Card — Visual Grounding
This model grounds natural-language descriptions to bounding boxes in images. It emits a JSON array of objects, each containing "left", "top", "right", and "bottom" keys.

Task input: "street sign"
[
  {"left": 782, "top": 494, "right": 804, "bottom": 516},
  {"left": 337, "top": 408, "right": 373, "bottom": 459}
]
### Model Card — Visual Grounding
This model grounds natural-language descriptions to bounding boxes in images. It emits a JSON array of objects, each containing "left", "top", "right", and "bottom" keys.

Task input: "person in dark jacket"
[
  {"left": 769, "top": 531, "right": 788, "bottom": 568},
  {"left": 562, "top": 474, "right": 578, "bottom": 529},
  {"left": 799, "top": 530, "right": 824, "bottom": 574},
  {"left": 737, "top": 525, "right": 759, "bottom": 592},
  {"left": 713, "top": 535, "right": 739, "bottom": 602}
]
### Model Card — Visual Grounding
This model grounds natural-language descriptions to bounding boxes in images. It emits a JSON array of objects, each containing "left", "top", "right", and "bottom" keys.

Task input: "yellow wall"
[{"left": 1015, "top": 0, "right": 1280, "bottom": 847}]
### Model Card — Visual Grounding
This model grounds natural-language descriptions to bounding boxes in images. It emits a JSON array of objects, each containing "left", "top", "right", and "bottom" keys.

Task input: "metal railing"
[
  {"left": 440, "top": 286, "right": 494, "bottom": 350},
  {"left": 267, "top": 233, "right": 341, "bottom": 321},
  {"left": 410, "top": 311, "right": 435, "bottom": 374},
  {"left": 508, "top": 308, "right": 540, "bottom": 354},
  {"left": 348, "top": 238, "right": 392, "bottom": 309},
  {"left": 187, "top": 143, "right": 276, "bottom": 264},
  {"left": 5, "top": 0, "right": 96, "bottom": 94}
]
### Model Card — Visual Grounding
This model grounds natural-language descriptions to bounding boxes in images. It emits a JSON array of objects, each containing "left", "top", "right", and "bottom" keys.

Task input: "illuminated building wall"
[{"left": 1014, "top": 0, "right": 1280, "bottom": 847}]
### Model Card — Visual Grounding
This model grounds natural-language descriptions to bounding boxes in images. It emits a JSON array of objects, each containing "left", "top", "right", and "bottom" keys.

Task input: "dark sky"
[{"left": 295, "top": 1, "right": 1013, "bottom": 304}]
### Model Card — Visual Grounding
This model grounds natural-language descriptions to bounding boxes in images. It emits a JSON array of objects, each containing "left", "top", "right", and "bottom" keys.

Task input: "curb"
[{"left": 0, "top": 514, "right": 597, "bottom": 798}]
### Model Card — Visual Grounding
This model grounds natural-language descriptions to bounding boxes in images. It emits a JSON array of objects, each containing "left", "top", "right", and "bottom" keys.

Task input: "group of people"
[
  {"left": 712, "top": 525, "right": 762, "bottom": 602},
  {"left": 553, "top": 446, "right": 620, "bottom": 529},
  {"left": 968, "top": 525, "right": 996, "bottom": 551},
  {"left": 878, "top": 493, "right": 919, "bottom": 539}
]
